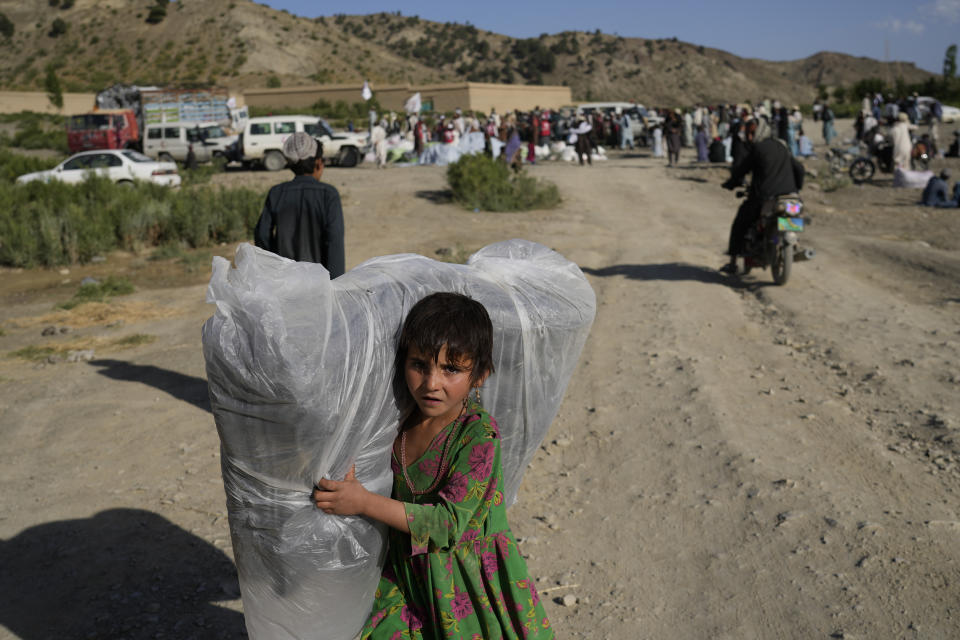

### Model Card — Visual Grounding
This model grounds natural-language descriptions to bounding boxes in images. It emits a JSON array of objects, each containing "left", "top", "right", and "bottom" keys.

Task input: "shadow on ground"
[
  {"left": 582, "top": 262, "right": 727, "bottom": 285},
  {"left": 581, "top": 262, "right": 779, "bottom": 291},
  {"left": 0, "top": 509, "right": 245, "bottom": 639},
  {"left": 415, "top": 189, "right": 454, "bottom": 205},
  {"left": 89, "top": 359, "right": 211, "bottom": 412}
]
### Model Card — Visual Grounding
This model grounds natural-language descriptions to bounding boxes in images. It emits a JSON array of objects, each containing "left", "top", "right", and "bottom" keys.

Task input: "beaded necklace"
[{"left": 399, "top": 402, "right": 468, "bottom": 496}]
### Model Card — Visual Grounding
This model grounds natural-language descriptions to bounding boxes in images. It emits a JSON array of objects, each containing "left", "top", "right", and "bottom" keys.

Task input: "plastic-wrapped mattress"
[{"left": 202, "top": 239, "right": 595, "bottom": 639}]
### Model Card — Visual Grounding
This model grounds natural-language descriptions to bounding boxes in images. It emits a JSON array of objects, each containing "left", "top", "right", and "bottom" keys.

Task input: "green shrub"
[
  {"left": 446, "top": 153, "right": 561, "bottom": 212},
  {"left": 0, "top": 12, "right": 14, "bottom": 38},
  {"left": 8, "top": 345, "right": 57, "bottom": 361},
  {"left": 113, "top": 333, "right": 155, "bottom": 346},
  {"left": 0, "top": 148, "right": 62, "bottom": 182},
  {"left": 148, "top": 243, "right": 186, "bottom": 261},
  {"left": 0, "top": 111, "right": 69, "bottom": 153},
  {"left": 820, "top": 174, "right": 851, "bottom": 192},
  {"left": 0, "top": 175, "right": 263, "bottom": 267},
  {"left": 57, "top": 275, "right": 135, "bottom": 309},
  {"left": 146, "top": 4, "right": 166, "bottom": 24},
  {"left": 49, "top": 17, "right": 68, "bottom": 37},
  {"left": 180, "top": 163, "right": 221, "bottom": 187},
  {"left": 10, "top": 123, "right": 68, "bottom": 152}
]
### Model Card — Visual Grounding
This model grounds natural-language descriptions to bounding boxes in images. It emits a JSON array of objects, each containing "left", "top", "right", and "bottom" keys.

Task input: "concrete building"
[{"left": 242, "top": 82, "right": 572, "bottom": 115}]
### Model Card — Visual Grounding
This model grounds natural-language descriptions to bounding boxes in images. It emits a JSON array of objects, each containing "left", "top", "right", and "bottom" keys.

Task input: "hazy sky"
[{"left": 261, "top": 0, "right": 958, "bottom": 76}]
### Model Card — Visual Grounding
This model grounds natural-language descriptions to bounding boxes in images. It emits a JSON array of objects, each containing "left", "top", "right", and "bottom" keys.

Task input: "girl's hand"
[{"left": 312, "top": 465, "right": 368, "bottom": 516}]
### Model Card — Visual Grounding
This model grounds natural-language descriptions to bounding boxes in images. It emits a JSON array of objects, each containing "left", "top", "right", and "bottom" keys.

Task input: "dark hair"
[
  {"left": 290, "top": 139, "right": 325, "bottom": 175},
  {"left": 396, "top": 292, "right": 494, "bottom": 385}
]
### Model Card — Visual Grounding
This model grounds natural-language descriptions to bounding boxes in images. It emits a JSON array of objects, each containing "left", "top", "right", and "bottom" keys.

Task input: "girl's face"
[{"left": 404, "top": 344, "right": 478, "bottom": 425}]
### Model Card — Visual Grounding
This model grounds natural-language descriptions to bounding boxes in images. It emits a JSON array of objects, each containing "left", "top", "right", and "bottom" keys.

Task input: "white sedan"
[
  {"left": 916, "top": 96, "right": 960, "bottom": 124},
  {"left": 16, "top": 149, "right": 181, "bottom": 187}
]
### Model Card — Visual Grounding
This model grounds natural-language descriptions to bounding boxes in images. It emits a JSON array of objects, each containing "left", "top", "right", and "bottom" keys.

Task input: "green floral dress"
[{"left": 360, "top": 402, "right": 553, "bottom": 639}]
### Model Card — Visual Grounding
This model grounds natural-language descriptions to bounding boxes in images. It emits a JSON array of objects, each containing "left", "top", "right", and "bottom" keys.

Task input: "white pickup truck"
[{"left": 234, "top": 115, "right": 368, "bottom": 170}]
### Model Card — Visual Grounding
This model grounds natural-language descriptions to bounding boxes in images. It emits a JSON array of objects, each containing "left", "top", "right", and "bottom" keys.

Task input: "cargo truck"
[{"left": 66, "top": 84, "right": 237, "bottom": 154}]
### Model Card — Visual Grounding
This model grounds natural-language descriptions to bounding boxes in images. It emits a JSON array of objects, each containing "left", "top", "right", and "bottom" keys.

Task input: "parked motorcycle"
[
  {"left": 733, "top": 191, "right": 814, "bottom": 285},
  {"left": 847, "top": 134, "right": 932, "bottom": 184}
]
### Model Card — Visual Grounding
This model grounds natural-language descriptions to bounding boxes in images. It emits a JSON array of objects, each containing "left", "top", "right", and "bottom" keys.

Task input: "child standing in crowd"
[{"left": 313, "top": 292, "right": 553, "bottom": 640}]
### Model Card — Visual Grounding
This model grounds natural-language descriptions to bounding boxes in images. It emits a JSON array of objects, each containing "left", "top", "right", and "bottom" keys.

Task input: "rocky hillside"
[{"left": 0, "top": 0, "right": 935, "bottom": 106}]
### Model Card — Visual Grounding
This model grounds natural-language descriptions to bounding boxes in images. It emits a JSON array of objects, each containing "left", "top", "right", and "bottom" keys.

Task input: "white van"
[
  {"left": 143, "top": 122, "right": 237, "bottom": 165},
  {"left": 239, "top": 115, "right": 367, "bottom": 170}
]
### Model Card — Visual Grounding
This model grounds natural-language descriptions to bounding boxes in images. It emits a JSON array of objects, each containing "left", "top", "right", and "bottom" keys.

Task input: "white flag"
[
  {"left": 361, "top": 80, "right": 372, "bottom": 101},
  {"left": 404, "top": 92, "right": 422, "bottom": 114}
]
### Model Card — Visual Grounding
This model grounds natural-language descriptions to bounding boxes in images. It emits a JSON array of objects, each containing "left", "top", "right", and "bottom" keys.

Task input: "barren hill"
[{"left": 0, "top": 0, "right": 934, "bottom": 106}]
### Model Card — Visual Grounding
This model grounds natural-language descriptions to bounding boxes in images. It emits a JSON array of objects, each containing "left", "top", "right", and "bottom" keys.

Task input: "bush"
[
  {"left": 10, "top": 124, "right": 69, "bottom": 152},
  {"left": 49, "top": 17, "right": 68, "bottom": 37},
  {"left": 57, "top": 275, "right": 135, "bottom": 309},
  {"left": 146, "top": 4, "right": 166, "bottom": 24},
  {"left": 0, "top": 12, "right": 14, "bottom": 38},
  {"left": 247, "top": 98, "right": 383, "bottom": 129},
  {"left": 446, "top": 153, "right": 561, "bottom": 212},
  {"left": 819, "top": 174, "right": 851, "bottom": 193},
  {"left": 0, "top": 148, "right": 62, "bottom": 181},
  {"left": 0, "top": 175, "right": 263, "bottom": 267}
]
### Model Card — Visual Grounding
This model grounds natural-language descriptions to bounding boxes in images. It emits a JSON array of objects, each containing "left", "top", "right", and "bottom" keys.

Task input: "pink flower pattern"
[
  {"left": 450, "top": 586, "right": 474, "bottom": 620},
  {"left": 400, "top": 604, "right": 423, "bottom": 630},
  {"left": 438, "top": 470, "right": 468, "bottom": 503},
  {"left": 359, "top": 404, "right": 552, "bottom": 639},
  {"left": 481, "top": 550, "right": 499, "bottom": 580},
  {"left": 468, "top": 442, "right": 495, "bottom": 480},
  {"left": 417, "top": 456, "right": 439, "bottom": 477}
]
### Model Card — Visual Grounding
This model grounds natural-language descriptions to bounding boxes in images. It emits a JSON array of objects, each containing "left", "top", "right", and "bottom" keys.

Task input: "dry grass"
[
  {"left": 9, "top": 301, "right": 182, "bottom": 329},
  {"left": 7, "top": 333, "right": 157, "bottom": 361}
]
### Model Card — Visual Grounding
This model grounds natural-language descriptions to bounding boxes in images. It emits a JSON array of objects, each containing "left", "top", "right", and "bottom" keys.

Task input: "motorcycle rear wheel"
[
  {"left": 849, "top": 158, "right": 875, "bottom": 184},
  {"left": 771, "top": 244, "right": 793, "bottom": 285}
]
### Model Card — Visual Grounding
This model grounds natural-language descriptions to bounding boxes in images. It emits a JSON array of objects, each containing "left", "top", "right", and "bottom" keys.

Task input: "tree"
[
  {"left": 146, "top": 0, "right": 168, "bottom": 24},
  {"left": 0, "top": 12, "right": 14, "bottom": 39},
  {"left": 851, "top": 77, "right": 886, "bottom": 99},
  {"left": 45, "top": 64, "right": 63, "bottom": 111},
  {"left": 49, "top": 17, "right": 68, "bottom": 37},
  {"left": 944, "top": 45, "right": 957, "bottom": 81}
]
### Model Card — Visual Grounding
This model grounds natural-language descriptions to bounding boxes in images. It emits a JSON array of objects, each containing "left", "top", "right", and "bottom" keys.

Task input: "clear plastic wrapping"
[{"left": 202, "top": 239, "right": 595, "bottom": 639}]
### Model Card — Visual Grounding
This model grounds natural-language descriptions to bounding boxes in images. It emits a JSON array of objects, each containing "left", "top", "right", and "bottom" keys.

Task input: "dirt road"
[{"left": 1, "top": 149, "right": 959, "bottom": 639}]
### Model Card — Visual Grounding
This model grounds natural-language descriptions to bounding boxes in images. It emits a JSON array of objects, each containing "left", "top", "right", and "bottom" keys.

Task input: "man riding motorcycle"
[{"left": 721, "top": 118, "right": 805, "bottom": 274}]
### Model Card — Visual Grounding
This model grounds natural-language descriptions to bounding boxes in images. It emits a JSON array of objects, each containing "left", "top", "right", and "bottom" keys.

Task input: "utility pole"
[{"left": 884, "top": 37, "right": 891, "bottom": 88}]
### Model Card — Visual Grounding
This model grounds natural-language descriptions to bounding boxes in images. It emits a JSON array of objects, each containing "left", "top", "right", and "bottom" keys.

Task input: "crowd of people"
[
  {"left": 360, "top": 98, "right": 824, "bottom": 170},
  {"left": 355, "top": 89, "right": 955, "bottom": 178}
]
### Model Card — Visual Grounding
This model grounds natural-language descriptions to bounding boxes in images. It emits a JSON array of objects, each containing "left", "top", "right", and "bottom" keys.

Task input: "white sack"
[
  {"left": 418, "top": 131, "right": 486, "bottom": 166},
  {"left": 893, "top": 167, "right": 934, "bottom": 188},
  {"left": 418, "top": 143, "right": 461, "bottom": 166},
  {"left": 202, "top": 239, "right": 595, "bottom": 639},
  {"left": 490, "top": 137, "right": 504, "bottom": 160}
]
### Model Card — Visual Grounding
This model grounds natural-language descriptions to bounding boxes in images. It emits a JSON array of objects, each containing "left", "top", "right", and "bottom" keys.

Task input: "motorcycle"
[
  {"left": 733, "top": 190, "right": 814, "bottom": 285},
  {"left": 848, "top": 133, "right": 932, "bottom": 184}
]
